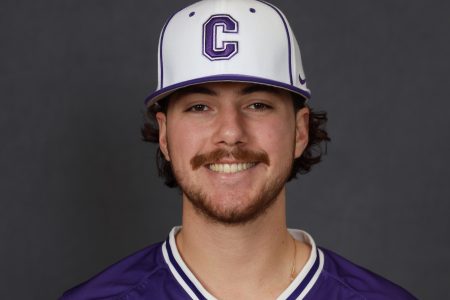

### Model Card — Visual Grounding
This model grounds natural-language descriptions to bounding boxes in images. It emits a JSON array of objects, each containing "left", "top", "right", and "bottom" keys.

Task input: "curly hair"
[{"left": 141, "top": 93, "right": 330, "bottom": 188}]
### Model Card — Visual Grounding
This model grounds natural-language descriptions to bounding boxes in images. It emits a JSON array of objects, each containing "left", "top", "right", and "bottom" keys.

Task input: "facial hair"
[{"left": 173, "top": 147, "right": 293, "bottom": 225}]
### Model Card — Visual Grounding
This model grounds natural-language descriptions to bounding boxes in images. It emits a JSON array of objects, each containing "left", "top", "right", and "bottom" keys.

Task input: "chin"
[{"left": 186, "top": 188, "right": 282, "bottom": 225}]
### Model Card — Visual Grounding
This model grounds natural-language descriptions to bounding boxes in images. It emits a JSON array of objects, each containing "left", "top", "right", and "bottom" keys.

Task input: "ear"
[
  {"left": 294, "top": 107, "right": 309, "bottom": 159},
  {"left": 156, "top": 112, "right": 171, "bottom": 161}
]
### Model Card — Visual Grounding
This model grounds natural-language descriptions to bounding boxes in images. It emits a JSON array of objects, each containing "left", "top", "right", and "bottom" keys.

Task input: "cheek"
[
  {"left": 253, "top": 119, "right": 296, "bottom": 160},
  {"left": 166, "top": 122, "right": 205, "bottom": 167}
]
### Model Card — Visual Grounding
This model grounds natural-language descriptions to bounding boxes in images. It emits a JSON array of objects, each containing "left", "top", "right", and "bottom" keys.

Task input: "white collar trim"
[{"left": 162, "top": 226, "right": 324, "bottom": 300}]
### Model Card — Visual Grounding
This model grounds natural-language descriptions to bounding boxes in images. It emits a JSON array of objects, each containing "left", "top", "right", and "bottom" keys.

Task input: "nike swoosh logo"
[{"left": 299, "top": 74, "right": 306, "bottom": 85}]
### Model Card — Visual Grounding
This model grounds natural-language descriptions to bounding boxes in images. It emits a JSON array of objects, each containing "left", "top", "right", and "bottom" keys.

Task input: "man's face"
[{"left": 156, "top": 82, "right": 309, "bottom": 225}]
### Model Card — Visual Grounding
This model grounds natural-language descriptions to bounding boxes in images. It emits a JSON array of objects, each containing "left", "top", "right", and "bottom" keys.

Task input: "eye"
[
  {"left": 187, "top": 104, "right": 209, "bottom": 112},
  {"left": 248, "top": 102, "right": 272, "bottom": 111}
]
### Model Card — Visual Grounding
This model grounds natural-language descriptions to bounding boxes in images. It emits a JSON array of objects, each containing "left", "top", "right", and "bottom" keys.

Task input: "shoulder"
[
  {"left": 308, "top": 247, "right": 417, "bottom": 300},
  {"left": 59, "top": 241, "right": 175, "bottom": 300}
]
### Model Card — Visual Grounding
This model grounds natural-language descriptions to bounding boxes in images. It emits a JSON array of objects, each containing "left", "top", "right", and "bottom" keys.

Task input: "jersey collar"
[{"left": 162, "top": 226, "right": 324, "bottom": 300}]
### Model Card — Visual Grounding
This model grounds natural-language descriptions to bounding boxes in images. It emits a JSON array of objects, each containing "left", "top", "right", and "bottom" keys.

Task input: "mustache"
[{"left": 190, "top": 148, "right": 270, "bottom": 170}]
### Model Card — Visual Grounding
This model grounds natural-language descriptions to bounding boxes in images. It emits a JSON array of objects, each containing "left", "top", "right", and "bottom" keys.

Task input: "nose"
[{"left": 213, "top": 106, "right": 247, "bottom": 147}]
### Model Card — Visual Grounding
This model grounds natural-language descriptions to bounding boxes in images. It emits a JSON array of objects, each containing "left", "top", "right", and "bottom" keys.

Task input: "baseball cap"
[{"left": 145, "top": 0, "right": 310, "bottom": 106}]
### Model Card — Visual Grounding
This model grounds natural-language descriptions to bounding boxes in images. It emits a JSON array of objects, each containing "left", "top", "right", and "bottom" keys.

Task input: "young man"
[{"left": 61, "top": 0, "right": 416, "bottom": 299}]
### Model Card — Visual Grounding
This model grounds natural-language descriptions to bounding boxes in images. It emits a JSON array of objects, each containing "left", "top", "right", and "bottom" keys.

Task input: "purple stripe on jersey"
[
  {"left": 165, "top": 238, "right": 207, "bottom": 300},
  {"left": 255, "top": 0, "right": 293, "bottom": 85},
  {"left": 286, "top": 248, "right": 321, "bottom": 300}
]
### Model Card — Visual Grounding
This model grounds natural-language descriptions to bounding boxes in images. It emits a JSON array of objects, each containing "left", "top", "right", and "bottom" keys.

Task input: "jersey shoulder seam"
[
  {"left": 320, "top": 269, "right": 367, "bottom": 300},
  {"left": 106, "top": 243, "right": 166, "bottom": 300},
  {"left": 112, "top": 264, "right": 167, "bottom": 300}
]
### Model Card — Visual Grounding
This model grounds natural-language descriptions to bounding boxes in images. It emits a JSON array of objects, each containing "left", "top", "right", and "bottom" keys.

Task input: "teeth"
[{"left": 208, "top": 163, "right": 256, "bottom": 173}]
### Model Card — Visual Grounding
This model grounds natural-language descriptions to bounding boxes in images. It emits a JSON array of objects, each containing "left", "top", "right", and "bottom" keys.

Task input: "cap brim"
[{"left": 145, "top": 74, "right": 311, "bottom": 106}]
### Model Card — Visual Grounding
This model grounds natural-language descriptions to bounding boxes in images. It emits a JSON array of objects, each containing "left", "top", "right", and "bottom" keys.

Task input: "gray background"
[{"left": 1, "top": 0, "right": 449, "bottom": 299}]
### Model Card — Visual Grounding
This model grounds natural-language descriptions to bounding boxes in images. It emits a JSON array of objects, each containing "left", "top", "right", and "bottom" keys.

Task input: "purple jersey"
[{"left": 60, "top": 227, "right": 416, "bottom": 299}]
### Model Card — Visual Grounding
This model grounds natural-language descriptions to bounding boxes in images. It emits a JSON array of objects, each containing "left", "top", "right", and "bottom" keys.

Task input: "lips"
[
  {"left": 208, "top": 162, "right": 256, "bottom": 173},
  {"left": 191, "top": 148, "right": 269, "bottom": 171}
]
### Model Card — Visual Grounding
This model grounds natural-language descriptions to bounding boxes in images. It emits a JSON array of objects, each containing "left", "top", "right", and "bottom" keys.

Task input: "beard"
[
  {"left": 172, "top": 148, "right": 293, "bottom": 225},
  {"left": 181, "top": 173, "right": 288, "bottom": 225}
]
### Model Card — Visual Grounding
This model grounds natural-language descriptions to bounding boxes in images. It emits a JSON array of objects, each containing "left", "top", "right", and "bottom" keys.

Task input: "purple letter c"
[{"left": 203, "top": 14, "right": 239, "bottom": 61}]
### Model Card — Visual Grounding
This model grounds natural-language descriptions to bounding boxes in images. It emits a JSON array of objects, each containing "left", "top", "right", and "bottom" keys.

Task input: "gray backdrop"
[{"left": 1, "top": 0, "right": 449, "bottom": 299}]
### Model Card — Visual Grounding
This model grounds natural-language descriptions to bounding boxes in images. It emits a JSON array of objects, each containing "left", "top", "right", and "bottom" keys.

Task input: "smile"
[{"left": 208, "top": 162, "right": 256, "bottom": 173}]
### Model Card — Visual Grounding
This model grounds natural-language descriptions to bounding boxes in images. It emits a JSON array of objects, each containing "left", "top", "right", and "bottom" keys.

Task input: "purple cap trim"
[
  {"left": 158, "top": 6, "right": 186, "bottom": 89},
  {"left": 255, "top": 0, "right": 293, "bottom": 85},
  {"left": 159, "top": 14, "right": 176, "bottom": 89},
  {"left": 145, "top": 74, "right": 311, "bottom": 106}
]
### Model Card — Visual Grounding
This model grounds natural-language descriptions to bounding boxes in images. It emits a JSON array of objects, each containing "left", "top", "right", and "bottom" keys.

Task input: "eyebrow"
[
  {"left": 173, "top": 86, "right": 217, "bottom": 98},
  {"left": 239, "top": 84, "right": 283, "bottom": 96}
]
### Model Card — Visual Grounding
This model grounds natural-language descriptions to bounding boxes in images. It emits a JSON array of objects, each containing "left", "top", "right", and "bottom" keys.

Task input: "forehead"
[{"left": 169, "top": 82, "right": 292, "bottom": 101}]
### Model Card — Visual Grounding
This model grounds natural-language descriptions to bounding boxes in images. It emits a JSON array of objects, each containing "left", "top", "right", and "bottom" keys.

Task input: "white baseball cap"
[{"left": 145, "top": 0, "right": 310, "bottom": 106}]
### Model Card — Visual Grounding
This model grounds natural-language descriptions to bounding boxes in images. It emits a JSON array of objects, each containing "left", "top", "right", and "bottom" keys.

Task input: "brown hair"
[{"left": 141, "top": 93, "right": 330, "bottom": 187}]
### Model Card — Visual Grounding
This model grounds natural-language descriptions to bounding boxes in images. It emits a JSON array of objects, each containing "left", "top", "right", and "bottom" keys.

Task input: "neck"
[{"left": 176, "top": 188, "right": 299, "bottom": 299}]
